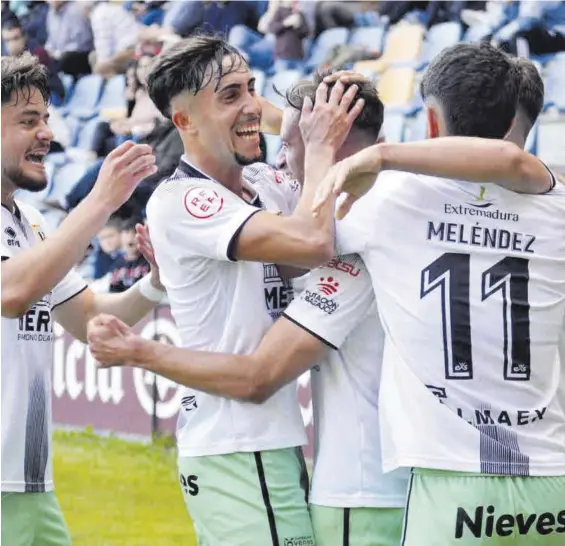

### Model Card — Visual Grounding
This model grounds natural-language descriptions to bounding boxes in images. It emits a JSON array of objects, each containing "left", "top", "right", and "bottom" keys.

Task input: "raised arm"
[
  {"left": 232, "top": 80, "right": 365, "bottom": 268},
  {"left": 1, "top": 142, "right": 156, "bottom": 318}
]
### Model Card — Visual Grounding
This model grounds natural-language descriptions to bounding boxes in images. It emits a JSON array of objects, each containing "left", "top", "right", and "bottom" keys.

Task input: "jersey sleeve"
[
  {"left": 147, "top": 178, "right": 262, "bottom": 262},
  {"left": 51, "top": 269, "right": 88, "bottom": 309},
  {"left": 283, "top": 254, "right": 375, "bottom": 349}
]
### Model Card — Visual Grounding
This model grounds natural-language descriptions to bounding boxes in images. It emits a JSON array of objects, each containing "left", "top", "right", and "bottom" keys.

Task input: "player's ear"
[
  {"left": 426, "top": 106, "right": 440, "bottom": 139},
  {"left": 172, "top": 109, "right": 197, "bottom": 136}
]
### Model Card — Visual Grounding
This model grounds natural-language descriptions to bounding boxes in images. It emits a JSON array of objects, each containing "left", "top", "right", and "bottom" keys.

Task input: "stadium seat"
[
  {"left": 418, "top": 22, "right": 462, "bottom": 68},
  {"left": 97, "top": 75, "right": 127, "bottom": 114},
  {"left": 304, "top": 27, "right": 350, "bottom": 73},
  {"left": 381, "top": 112, "right": 406, "bottom": 143},
  {"left": 404, "top": 108, "right": 428, "bottom": 142},
  {"left": 59, "top": 74, "right": 104, "bottom": 120},
  {"left": 543, "top": 53, "right": 565, "bottom": 112},
  {"left": 348, "top": 26, "right": 386, "bottom": 53},
  {"left": 525, "top": 120, "right": 539, "bottom": 155},
  {"left": 59, "top": 73, "right": 75, "bottom": 105},
  {"left": 253, "top": 69, "right": 267, "bottom": 96},
  {"left": 46, "top": 161, "right": 89, "bottom": 207},
  {"left": 377, "top": 67, "right": 416, "bottom": 108},
  {"left": 353, "top": 23, "right": 424, "bottom": 76},
  {"left": 263, "top": 70, "right": 303, "bottom": 109}
]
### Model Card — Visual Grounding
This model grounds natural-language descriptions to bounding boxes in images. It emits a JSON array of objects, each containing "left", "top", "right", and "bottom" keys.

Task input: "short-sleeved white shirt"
[
  {"left": 285, "top": 254, "right": 409, "bottom": 508},
  {"left": 336, "top": 172, "right": 565, "bottom": 476},
  {"left": 146, "top": 159, "right": 306, "bottom": 456},
  {"left": 1, "top": 202, "right": 86, "bottom": 492}
]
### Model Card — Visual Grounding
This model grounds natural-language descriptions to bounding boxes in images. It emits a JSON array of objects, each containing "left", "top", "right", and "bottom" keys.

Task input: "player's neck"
[
  {"left": 183, "top": 151, "right": 244, "bottom": 198},
  {"left": 1, "top": 177, "right": 16, "bottom": 211}
]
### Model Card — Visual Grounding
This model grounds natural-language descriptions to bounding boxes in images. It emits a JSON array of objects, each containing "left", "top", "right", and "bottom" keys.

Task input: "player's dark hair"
[
  {"left": 283, "top": 68, "right": 384, "bottom": 141},
  {"left": 514, "top": 57, "right": 544, "bottom": 125},
  {"left": 2, "top": 18, "right": 23, "bottom": 33},
  {"left": 420, "top": 43, "right": 521, "bottom": 139},
  {"left": 105, "top": 215, "right": 123, "bottom": 231},
  {"left": 147, "top": 34, "right": 247, "bottom": 119},
  {"left": 120, "top": 218, "right": 140, "bottom": 233},
  {"left": 1, "top": 52, "right": 50, "bottom": 106}
]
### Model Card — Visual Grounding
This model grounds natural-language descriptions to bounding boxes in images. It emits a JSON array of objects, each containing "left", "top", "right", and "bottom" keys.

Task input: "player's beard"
[
  {"left": 234, "top": 151, "right": 262, "bottom": 166},
  {"left": 2, "top": 162, "right": 48, "bottom": 193}
]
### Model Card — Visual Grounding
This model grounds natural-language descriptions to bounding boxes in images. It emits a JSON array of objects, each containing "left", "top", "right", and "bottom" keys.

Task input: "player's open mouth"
[
  {"left": 234, "top": 124, "right": 260, "bottom": 142},
  {"left": 25, "top": 149, "right": 48, "bottom": 168}
]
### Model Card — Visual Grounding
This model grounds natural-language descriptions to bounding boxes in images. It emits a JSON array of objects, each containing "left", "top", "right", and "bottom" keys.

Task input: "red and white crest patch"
[{"left": 184, "top": 186, "right": 224, "bottom": 219}]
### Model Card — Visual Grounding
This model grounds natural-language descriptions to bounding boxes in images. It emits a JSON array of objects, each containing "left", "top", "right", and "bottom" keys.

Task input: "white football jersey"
[
  {"left": 337, "top": 173, "right": 565, "bottom": 476},
  {"left": 1, "top": 202, "right": 86, "bottom": 492},
  {"left": 146, "top": 159, "right": 306, "bottom": 457},
  {"left": 285, "top": 254, "right": 409, "bottom": 508}
]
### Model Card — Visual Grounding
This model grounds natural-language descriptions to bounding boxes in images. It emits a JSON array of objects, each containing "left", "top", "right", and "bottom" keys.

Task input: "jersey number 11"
[{"left": 420, "top": 252, "right": 530, "bottom": 381}]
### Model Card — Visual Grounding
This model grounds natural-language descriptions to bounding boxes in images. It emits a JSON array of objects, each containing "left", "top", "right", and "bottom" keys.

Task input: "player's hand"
[
  {"left": 89, "top": 141, "right": 157, "bottom": 212},
  {"left": 313, "top": 145, "right": 382, "bottom": 219},
  {"left": 87, "top": 314, "right": 138, "bottom": 368},
  {"left": 135, "top": 223, "right": 164, "bottom": 292},
  {"left": 299, "top": 80, "right": 365, "bottom": 152},
  {"left": 322, "top": 70, "right": 372, "bottom": 86}
]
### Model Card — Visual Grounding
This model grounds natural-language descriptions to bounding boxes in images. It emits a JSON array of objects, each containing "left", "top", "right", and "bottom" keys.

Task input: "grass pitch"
[{"left": 53, "top": 429, "right": 197, "bottom": 546}]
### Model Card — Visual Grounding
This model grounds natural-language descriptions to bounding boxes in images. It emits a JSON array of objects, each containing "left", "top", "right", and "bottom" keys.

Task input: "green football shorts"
[
  {"left": 178, "top": 447, "right": 315, "bottom": 546},
  {"left": 401, "top": 468, "right": 565, "bottom": 545},
  {"left": 1, "top": 491, "right": 71, "bottom": 546},
  {"left": 310, "top": 505, "right": 404, "bottom": 546}
]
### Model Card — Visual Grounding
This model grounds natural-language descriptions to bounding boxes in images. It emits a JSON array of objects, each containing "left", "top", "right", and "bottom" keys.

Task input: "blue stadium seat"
[
  {"left": 59, "top": 74, "right": 104, "bottom": 120},
  {"left": 525, "top": 121, "right": 539, "bottom": 155},
  {"left": 348, "top": 26, "right": 386, "bottom": 52},
  {"left": 382, "top": 112, "right": 406, "bottom": 143},
  {"left": 418, "top": 22, "right": 462, "bottom": 68},
  {"left": 543, "top": 53, "right": 565, "bottom": 112},
  {"left": 47, "top": 162, "right": 89, "bottom": 206},
  {"left": 75, "top": 117, "right": 103, "bottom": 151},
  {"left": 404, "top": 109, "right": 427, "bottom": 142},
  {"left": 98, "top": 75, "right": 127, "bottom": 112},
  {"left": 304, "top": 27, "right": 350, "bottom": 73},
  {"left": 263, "top": 70, "right": 303, "bottom": 109}
]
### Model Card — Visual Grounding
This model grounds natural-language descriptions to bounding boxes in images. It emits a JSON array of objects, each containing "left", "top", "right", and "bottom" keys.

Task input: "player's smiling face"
[
  {"left": 189, "top": 57, "right": 262, "bottom": 167},
  {"left": 1, "top": 87, "right": 53, "bottom": 193}
]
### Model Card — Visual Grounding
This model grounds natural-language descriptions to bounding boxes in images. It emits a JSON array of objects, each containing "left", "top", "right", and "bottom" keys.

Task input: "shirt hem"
[
  {"left": 1, "top": 481, "right": 54, "bottom": 493},
  {"left": 177, "top": 436, "right": 307, "bottom": 458},
  {"left": 309, "top": 495, "right": 406, "bottom": 509}
]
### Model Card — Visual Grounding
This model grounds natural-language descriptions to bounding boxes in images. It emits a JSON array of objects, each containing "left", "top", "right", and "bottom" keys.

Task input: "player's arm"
[
  {"left": 89, "top": 313, "right": 324, "bottom": 402},
  {"left": 313, "top": 138, "right": 554, "bottom": 218},
  {"left": 1, "top": 142, "right": 156, "bottom": 319},
  {"left": 233, "top": 81, "right": 365, "bottom": 268},
  {"left": 376, "top": 138, "right": 554, "bottom": 193},
  {"left": 88, "top": 255, "right": 373, "bottom": 402}
]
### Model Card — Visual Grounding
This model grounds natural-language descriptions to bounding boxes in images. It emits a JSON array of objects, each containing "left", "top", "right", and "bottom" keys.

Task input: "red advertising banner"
[{"left": 52, "top": 306, "right": 314, "bottom": 458}]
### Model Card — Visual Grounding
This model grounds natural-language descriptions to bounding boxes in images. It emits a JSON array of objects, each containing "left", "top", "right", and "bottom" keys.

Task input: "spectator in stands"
[
  {"left": 493, "top": 0, "right": 565, "bottom": 56},
  {"left": 130, "top": 0, "right": 165, "bottom": 26},
  {"left": 268, "top": 0, "right": 309, "bottom": 72},
  {"left": 93, "top": 50, "right": 164, "bottom": 157},
  {"left": 108, "top": 219, "right": 150, "bottom": 293},
  {"left": 94, "top": 215, "right": 125, "bottom": 279},
  {"left": 86, "top": 0, "right": 141, "bottom": 77},
  {"left": 45, "top": 0, "right": 93, "bottom": 79},
  {"left": 2, "top": 17, "right": 65, "bottom": 104},
  {"left": 12, "top": 0, "right": 49, "bottom": 46}
]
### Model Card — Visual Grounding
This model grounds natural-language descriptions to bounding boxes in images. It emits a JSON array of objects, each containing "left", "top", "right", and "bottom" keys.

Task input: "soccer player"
[
  {"left": 88, "top": 65, "right": 555, "bottom": 546},
  {"left": 139, "top": 35, "right": 365, "bottom": 546},
  {"left": 322, "top": 43, "right": 565, "bottom": 545},
  {"left": 1, "top": 53, "right": 167, "bottom": 546}
]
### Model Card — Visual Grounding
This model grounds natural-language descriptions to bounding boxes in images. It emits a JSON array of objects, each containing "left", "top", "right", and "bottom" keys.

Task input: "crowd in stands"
[{"left": 2, "top": 0, "right": 565, "bottom": 289}]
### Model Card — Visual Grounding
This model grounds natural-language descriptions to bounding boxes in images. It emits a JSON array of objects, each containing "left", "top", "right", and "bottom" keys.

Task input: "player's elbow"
[
  {"left": 1, "top": 288, "right": 31, "bottom": 318},
  {"left": 245, "top": 367, "right": 276, "bottom": 404},
  {"left": 506, "top": 143, "right": 549, "bottom": 194}
]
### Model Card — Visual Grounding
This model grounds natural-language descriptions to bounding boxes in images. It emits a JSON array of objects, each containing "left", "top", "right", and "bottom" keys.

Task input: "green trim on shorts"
[
  {"left": 310, "top": 505, "right": 404, "bottom": 546},
  {"left": 1, "top": 491, "right": 71, "bottom": 546},
  {"left": 402, "top": 470, "right": 565, "bottom": 546},
  {"left": 178, "top": 447, "right": 314, "bottom": 546}
]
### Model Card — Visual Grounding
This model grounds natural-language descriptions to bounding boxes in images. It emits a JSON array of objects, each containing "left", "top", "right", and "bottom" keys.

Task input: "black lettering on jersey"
[
  {"left": 263, "top": 264, "right": 294, "bottom": 320},
  {"left": 19, "top": 308, "right": 52, "bottom": 333},
  {"left": 524, "top": 235, "right": 536, "bottom": 254},
  {"left": 455, "top": 506, "right": 565, "bottom": 539},
  {"left": 180, "top": 474, "right": 199, "bottom": 496}
]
